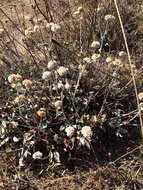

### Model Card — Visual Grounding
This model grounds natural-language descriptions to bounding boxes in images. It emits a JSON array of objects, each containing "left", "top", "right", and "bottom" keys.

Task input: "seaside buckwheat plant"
[{"left": 0, "top": 0, "right": 142, "bottom": 176}]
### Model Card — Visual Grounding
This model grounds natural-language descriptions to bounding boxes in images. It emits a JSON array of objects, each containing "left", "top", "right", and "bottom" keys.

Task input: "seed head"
[
  {"left": 65, "top": 126, "right": 75, "bottom": 137},
  {"left": 22, "top": 79, "right": 32, "bottom": 87},
  {"left": 37, "top": 109, "right": 46, "bottom": 117},
  {"left": 47, "top": 60, "right": 57, "bottom": 70},
  {"left": 14, "top": 95, "right": 25, "bottom": 104},
  {"left": 42, "top": 71, "right": 52, "bottom": 80},
  {"left": 51, "top": 23, "right": 61, "bottom": 33},
  {"left": 104, "top": 14, "right": 115, "bottom": 21},
  {"left": 32, "top": 151, "right": 43, "bottom": 160},
  {"left": 57, "top": 66, "right": 68, "bottom": 77},
  {"left": 55, "top": 100, "right": 62, "bottom": 110},
  {"left": 91, "top": 41, "right": 100, "bottom": 48},
  {"left": 8, "top": 74, "right": 22, "bottom": 83},
  {"left": 81, "top": 126, "right": 93, "bottom": 140}
]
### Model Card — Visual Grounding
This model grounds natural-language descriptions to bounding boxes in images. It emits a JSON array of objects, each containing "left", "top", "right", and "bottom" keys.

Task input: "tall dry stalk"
[{"left": 114, "top": 0, "right": 143, "bottom": 138}]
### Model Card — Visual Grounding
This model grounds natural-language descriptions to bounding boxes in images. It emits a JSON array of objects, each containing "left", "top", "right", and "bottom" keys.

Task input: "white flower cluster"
[
  {"left": 65, "top": 126, "right": 75, "bottom": 137},
  {"left": 81, "top": 126, "right": 93, "bottom": 140},
  {"left": 32, "top": 151, "right": 43, "bottom": 160}
]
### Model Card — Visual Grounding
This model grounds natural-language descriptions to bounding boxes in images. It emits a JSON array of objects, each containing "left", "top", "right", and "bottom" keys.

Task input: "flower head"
[
  {"left": 25, "top": 27, "right": 33, "bottom": 36},
  {"left": 57, "top": 66, "right": 68, "bottom": 77},
  {"left": 91, "top": 53, "right": 101, "bottom": 61},
  {"left": 11, "top": 82, "right": 22, "bottom": 89},
  {"left": 112, "top": 58, "right": 123, "bottom": 67},
  {"left": 81, "top": 126, "right": 93, "bottom": 140},
  {"left": 91, "top": 41, "right": 100, "bottom": 48},
  {"left": 47, "top": 60, "right": 57, "bottom": 70},
  {"left": 8, "top": 74, "right": 22, "bottom": 83},
  {"left": 37, "top": 109, "right": 46, "bottom": 117},
  {"left": 42, "top": 71, "right": 52, "bottom": 80},
  {"left": 14, "top": 95, "right": 25, "bottom": 104},
  {"left": 22, "top": 79, "right": 32, "bottom": 87},
  {"left": 13, "top": 136, "right": 19, "bottom": 142},
  {"left": 46, "top": 22, "right": 54, "bottom": 30},
  {"left": 58, "top": 81, "right": 64, "bottom": 89},
  {"left": 32, "top": 151, "right": 43, "bottom": 160},
  {"left": 65, "top": 126, "right": 75, "bottom": 137},
  {"left": 55, "top": 100, "right": 62, "bottom": 110},
  {"left": 33, "top": 25, "right": 40, "bottom": 32},
  {"left": 83, "top": 57, "right": 91, "bottom": 63},
  {"left": 51, "top": 23, "right": 61, "bottom": 33},
  {"left": 104, "top": 14, "right": 115, "bottom": 21},
  {"left": 106, "top": 56, "right": 113, "bottom": 63},
  {"left": 119, "top": 51, "right": 126, "bottom": 57},
  {"left": 138, "top": 93, "right": 143, "bottom": 100}
]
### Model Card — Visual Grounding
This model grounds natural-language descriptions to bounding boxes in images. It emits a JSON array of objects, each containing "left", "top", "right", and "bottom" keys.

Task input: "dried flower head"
[
  {"left": 51, "top": 23, "right": 61, "bottom": 33},
  {"left": 47, "top": 60, "right": 57, "bottom": 70},
  {"left": 97, "top": 6, "right": 104, "bottom": 12},
  {"left": 22, "top": 79, "right": 32, "bottom": 87},
  {"left": 13, "top": 136, "right": 19, "bottom": 142},
  {"left": 42, "top": 71, "right": 52, "bottom": 80},
  {"left": 138, "top": 93, "right": 143, "bottom": 100},
  {"left": 91, "top": 53, "right": 101, "bottom": 61},
  {"left": 32, "top": 151, "right": 43, "bottom": 160},
  {"left": 55, "top": 100, "right": 62, "bottom": 110},
  {"left": 65, "top": 126, "right": 75, "bottom": 137},
  {"left": 11, "top": 121, "right": 18, "bottom": 128},
  {"left": 33, "top": 25, "right": 40, "bottom": 32},
  {"left": 37, "top": 109, "right": 46, "bottom": 117},
  {"left": 11, "top": 82, "right": 22, "bottom": 89},
  {"left": 106, "top": 56, "right": 113, "bottom": 63},
  {"left": 65, "top": 80, "right": 71, "bottom": 90},
  {"left": 14, "top": 95, "right": 25, "bottom": 104},
  {"left": 81, "top": 126, "right": 93, "bottom": 140},
  {"left": 140, "top": 102, "right": 143, "bottom": 111},
  {"left": 8, "top": 74, "right": 22, "bottom": 83},
  {"left": 58, "top": 81, "right": 64, "bottom": 89},
  {"left": 104, "top": 14, "right": 115, "bottom": 21},
  {"left": 25, "top": 27, "right": 33, "bottom": 36},
  {"left": 119, "top": 51, "right": 126, "bottom": 57},
  {"left": 91, "top": 41, "right": 100, "bottom": 48},
  {"left": 57, "top": 66, "right": 68, "bottom": 77},
  {"left": 112, "top": 58, "right": 123, "bottom": 66},
  {"left": 83, "top": 57, "right": 91, "bottom": 63},
  {"left": 46, "top": 22, "right": 54, "bottom": 30}
]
